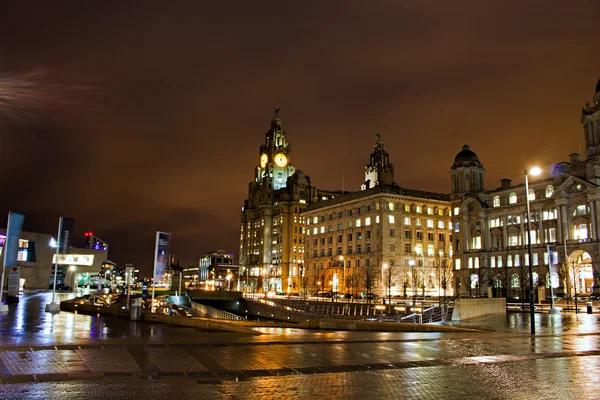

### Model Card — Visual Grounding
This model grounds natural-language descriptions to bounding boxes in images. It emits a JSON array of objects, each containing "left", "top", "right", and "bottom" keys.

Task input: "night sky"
[{"left": 1, "top": 1, "right": 599, "bottom": 274}]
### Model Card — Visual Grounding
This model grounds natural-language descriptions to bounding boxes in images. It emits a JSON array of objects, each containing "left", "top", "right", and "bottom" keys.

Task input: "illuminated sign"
[
  {"left": 0, "top": 234, "right": 5, "bottom": 247},
  {"left": 52, "top": 254, "right": 95, "bottom": 266}
]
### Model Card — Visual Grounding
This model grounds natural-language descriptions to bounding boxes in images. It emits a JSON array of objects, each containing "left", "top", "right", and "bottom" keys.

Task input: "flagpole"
[
  {"left": 0, "top": 212, "right": 12, "bottom": 310},
  {"left": 45, "top": 217, "right": 63, "bottom": 314}
]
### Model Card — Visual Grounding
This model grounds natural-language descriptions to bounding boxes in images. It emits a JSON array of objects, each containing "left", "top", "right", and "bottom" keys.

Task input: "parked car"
[{"left": 315, "top": 291, "right": 332, "bottom": 298}]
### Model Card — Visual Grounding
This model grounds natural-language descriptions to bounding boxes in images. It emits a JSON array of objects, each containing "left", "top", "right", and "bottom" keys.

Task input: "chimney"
[
  {"left": 569, "top": 153, "right": 580, "bottom": 164},
  {"left": 500, "top": 179, "right": 512, "bottom": 190}
]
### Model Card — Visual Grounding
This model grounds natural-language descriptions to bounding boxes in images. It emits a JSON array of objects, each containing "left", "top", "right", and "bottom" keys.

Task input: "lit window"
[
  {"left": 356, "top": 219, "right": 361, "bottom": 227},
  {"left": 404, "top": 204, "right": 410, "bottom": 212},
  {"left": 313, "top": 228, "right": 318, "bottom": 235},
  {"left": 490, "top": 256, "right": 496, "bottom": 268},
  {"left": 574, "top": 223, "right": 588, "bottom": 240},
  {"left": 497, "top": 256, "right": 503, "bottom": 268},
  {"left": 533, "top": 253, "right": 539, "bottom": 266},
  {"left": 528, "top": 189, "right": 535, "bottom": 201},
  {"left": 455, "top": 259, "right": 461, "bottom": 270},
  {"left": 427, "top": 219, "right": 434, "bottom": 228},
  {"left": 448, "top": 222, "right": 453, "bottom": 230},
  {"left": 437, "top": 221, "right": 444, "bottom": 229},
  {"left": 376, "top": 216, "right": 380, "bottom": 224},
  {"left": 427, "top": 208, "right": 433, "bottom": 215},
  {"left": 416, "top": 206, "right": 423, "bottom": 214},
  {"left": 416, "top": 219, "right": 422, "bottom": 227},
  {"left": 453, "top": 207, "right": 460, "bottom": 216},
  {"left": 507, "top": 255, "right": 513, "bottom": 267},
  {"left": 515, "top": 255, "right": 520, "bottom": 267},
  {"left": 313, "top": 216, "right": 318, "bottom": 224},
  {"left": 493, "top": 196, "right": 500, "bottom": 207},
  {"left": 427, "top": 244, "right": 434, "bottom": 256},
  {"left": 403, "top": 217, "right": 411, "bottom": 225},
  {"left": 468, "top": 258, "right": 473, "bottom": 269},
  {"left": 320, "top": 226, "right": 325, "bottom": 234},
  {"left": 471, "top": 236, "right": 482, "bottom": 249},
  {"left": 511, "top": 275, "right": 519, "bottom": 288},
  {"left": 509, "top": 192, "right": 517, "bottom": 204},
  {"left": 474, "top": 257, "right": 479, "bottom": 269},
  {"left": 545, "top": 185, "right": 554, "bottom": 198},
  {"left": 389, "top": 215, "right": 395, "bottom": 224},
  {"left": 365, "top": 217, "right": 371, "bottom": 226},
  {"left": 388, "top": 202, "right": 394, "bottom": 211}
]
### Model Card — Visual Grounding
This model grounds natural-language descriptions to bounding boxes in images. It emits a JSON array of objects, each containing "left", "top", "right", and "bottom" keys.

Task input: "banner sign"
[
  {"left": 152, "top": 231, "right": 171, "bottom": 284},
  {"left": 4, "top": 212, "right": 25, "bottom": 268},
  {"left": 7, "top": 266, "right": 20, "bottom": 296},
  {"left": 59, "top": 217, "right": 75, "bottom": 252},
  {"left": 547, "top": 245, "right": 560, "bottom": 288},
  {"left": 52, "top": 254, "right": 95, "bottom": 266}
]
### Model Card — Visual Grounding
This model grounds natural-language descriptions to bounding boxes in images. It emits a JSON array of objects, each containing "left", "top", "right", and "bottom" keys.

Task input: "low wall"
[{"left": 451, "top": 298, "right": 506, "bottom": 321}]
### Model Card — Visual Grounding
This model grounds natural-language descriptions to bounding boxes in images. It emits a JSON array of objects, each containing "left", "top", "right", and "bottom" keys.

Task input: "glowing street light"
[{"left": 525, "top": 166, "right": 542, "bottom": 335}]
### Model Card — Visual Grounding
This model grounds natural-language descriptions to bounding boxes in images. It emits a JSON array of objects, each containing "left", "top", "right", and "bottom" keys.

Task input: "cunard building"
[
  {"left": 451, "top": 79, "right": 600, "bottom": 299},
  {"left": 239, "top": 111, "right": 338, "bottom": 294},
  {"left": 303, "top": 136, "right": 453, "bottom": 298}
]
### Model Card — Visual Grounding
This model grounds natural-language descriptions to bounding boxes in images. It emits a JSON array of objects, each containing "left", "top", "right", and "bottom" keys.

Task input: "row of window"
[
  {"left": 456, "top": 251, "right": 559, "bottom": 270},
  {"left": 308, "top": 203, "right": 450, "bottom": 225}
]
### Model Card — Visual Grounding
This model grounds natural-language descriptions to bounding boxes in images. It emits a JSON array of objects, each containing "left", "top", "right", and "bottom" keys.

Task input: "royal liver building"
[{"left": 451, "top": 79, "right": 600, "bottom": 299}]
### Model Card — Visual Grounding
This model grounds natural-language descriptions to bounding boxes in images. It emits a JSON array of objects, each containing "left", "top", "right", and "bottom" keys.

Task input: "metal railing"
[{"left": 190, "top": 301, "right": 245, "bottom": 321}]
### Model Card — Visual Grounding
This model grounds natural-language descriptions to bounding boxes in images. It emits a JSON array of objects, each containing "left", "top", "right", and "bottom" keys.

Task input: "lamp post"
[
  {"left": 525, "top": 166, "right": 541, "bottom": 335},
  {"left": 417, "top": 249, "right": 425, "bottom": 301}
]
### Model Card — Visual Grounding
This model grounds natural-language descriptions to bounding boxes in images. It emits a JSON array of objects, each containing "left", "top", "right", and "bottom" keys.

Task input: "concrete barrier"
[
  {"left": 451, "top": 298, "right": 506, "bottom": 321},
  {"left": 60, "top": 298, "right": 260, "bottom": 335}
]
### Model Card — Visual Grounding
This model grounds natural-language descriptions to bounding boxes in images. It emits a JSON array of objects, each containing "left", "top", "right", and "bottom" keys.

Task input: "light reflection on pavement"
[{"left": 0, "top": 291, "right": 599, "bottom": 399}]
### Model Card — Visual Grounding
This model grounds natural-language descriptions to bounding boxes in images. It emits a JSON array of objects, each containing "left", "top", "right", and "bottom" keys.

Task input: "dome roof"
[
  {"left": 294, "top": 170, "right": 305, "bottom": 178},
  {"left": 453, "top": 144, "right": 480, "bottom": 164}
]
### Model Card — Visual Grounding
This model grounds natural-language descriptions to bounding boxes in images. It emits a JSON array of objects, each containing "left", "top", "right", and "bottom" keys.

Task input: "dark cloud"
[{"left": 0, "top": 1, "right": 599, "bottom": 273}]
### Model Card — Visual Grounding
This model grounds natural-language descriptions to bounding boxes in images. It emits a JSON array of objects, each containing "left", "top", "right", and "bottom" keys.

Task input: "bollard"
[
  {"left": 586, "top": 302, "right": 593, "bottom": 314},
  {"left": 130, "top": 298, "right": 143, "bottom": 321}
]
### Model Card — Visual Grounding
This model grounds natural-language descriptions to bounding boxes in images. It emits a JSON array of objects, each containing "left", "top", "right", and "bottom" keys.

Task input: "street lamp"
[{"left": 525, "top": 166, "right": 541, "bottom": 335}]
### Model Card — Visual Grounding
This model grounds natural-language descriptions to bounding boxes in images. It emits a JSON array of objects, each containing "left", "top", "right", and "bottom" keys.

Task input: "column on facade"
[
  {"left": 538, "top": 208, "right": 545, "bottom": 245},
  {"left": 556, "top": 203, "right": 563, "bottom": 243},
  {"left": 591, "top": 199, "right": 600, "bottom": 240},
  {"left": 519, "top": 212, "right": 525, "bottom": 246},
  {"left": 561, "top": 205, "right": 569, "bottom": 242},
  {"left": 502, "top": 216, "right": 508, "bottom": 248},
  {"left": 462, "top": 214, "right": 470, "bottom": 252},
  {"left": 480, "top": 212, "right": 490, "bottom": 250}
]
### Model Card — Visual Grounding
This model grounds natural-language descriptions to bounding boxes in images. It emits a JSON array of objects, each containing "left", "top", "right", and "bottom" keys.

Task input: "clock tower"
[
  {"left": 256, "top": 109, "right": 296, "bottom": 192},
  {"left": 240, "top": 110, "right": 311, "bottom": 295}
]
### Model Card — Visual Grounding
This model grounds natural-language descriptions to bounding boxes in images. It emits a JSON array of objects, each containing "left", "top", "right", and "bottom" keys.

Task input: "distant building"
[
  {"left": 451, "top": 79, "right": 600, "bottom": 298},
  {"left": 0, "top": 230, "right": 107, "bottom": 290}
]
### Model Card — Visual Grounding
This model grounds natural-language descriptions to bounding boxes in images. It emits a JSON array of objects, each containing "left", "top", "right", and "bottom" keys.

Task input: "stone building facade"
[
  {"left": 451, "top": 79, "right": 600, "bottom": 298},
  {"left": 239, "top": 111, "right": 339, "bottom": 294},
  {"left": 303, "top": 138, "right": 453, "bottom": 298}
]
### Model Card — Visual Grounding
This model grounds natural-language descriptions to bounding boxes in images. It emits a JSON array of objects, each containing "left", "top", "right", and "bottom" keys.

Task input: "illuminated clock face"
[
  {"left": 260, "top": 153, "right": 268, "bottom": 168},
  {"left": 274, "top": 153, "right": 288, "bottom": 167}
]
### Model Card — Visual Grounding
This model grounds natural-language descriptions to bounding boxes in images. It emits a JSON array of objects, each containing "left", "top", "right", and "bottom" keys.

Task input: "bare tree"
[
  {"left": 433, "top": 256, "right": 453, "bottom": 305},
  {"left": 364, "top": 263, "right": 378, "bottom": 304},
  {"left": 383, "top": 261, "right": 399, "bottom": 312}
]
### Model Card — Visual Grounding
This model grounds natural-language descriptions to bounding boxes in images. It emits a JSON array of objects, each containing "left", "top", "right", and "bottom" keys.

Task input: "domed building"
[{"left": 451, "top": 79, "right": 600, "bottom": 300}]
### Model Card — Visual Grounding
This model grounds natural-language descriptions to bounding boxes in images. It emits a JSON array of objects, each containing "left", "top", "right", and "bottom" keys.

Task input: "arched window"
[
  {"left": 470, "top": 274, "right": 479, "bottom": 289},
  {"left": 545, "top": 185, "right": 554, "bottom": 198},
  {"left": 510, "top": 274, "right": 520, "bottom": 288},
  {"left": 509, "top": 192, "right": 517, "bottom": 204},
  {"left": 532, "top": 272, "right": 539, "bottom": 286},
  {"left": 493, "top": 196, "right": 500, "bottom": 207},
  {"left": 528, "top": 189, "right": 535, "bottom": 201}
]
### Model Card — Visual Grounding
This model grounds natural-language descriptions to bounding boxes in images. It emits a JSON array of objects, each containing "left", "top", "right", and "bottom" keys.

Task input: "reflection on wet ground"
[
  {"left": 1, "top": 291, "right": 600, "bottom": 398},
  {"left": 1, "top": 290, "right": 599, "bottom": 349}
]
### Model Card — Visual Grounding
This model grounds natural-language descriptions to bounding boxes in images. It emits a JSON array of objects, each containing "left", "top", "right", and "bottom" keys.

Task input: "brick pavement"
[{"left": 1, "top": 355, "right": 600, "bottom": 399}]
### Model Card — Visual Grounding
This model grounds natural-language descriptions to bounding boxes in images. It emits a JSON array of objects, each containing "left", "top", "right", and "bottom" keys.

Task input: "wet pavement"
[{"left": 0, "top": 291, "right": 599, "bottom": 399}]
